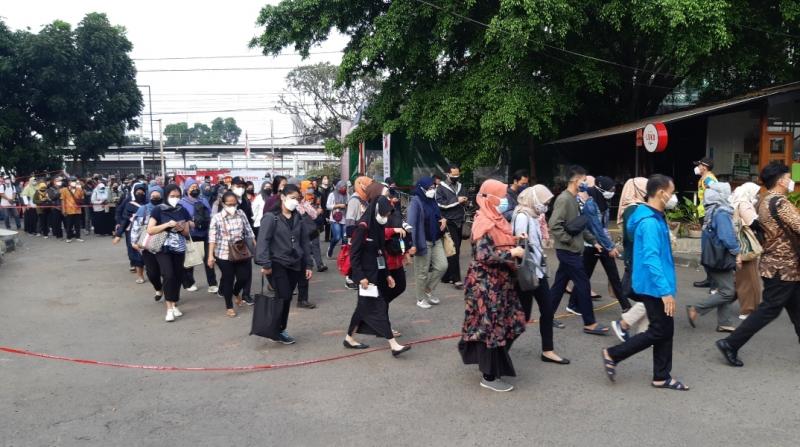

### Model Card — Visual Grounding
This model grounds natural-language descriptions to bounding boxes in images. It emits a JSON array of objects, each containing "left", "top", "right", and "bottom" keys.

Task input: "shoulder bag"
[
  {"left": 183, "top": 233, "right": 205, "bottom": 268},
  {"left": 700, "top": 210, "right": 736, "bottom": 271},
  {"left": 226, "top": 213, "right": 252, "bottom": 262}
]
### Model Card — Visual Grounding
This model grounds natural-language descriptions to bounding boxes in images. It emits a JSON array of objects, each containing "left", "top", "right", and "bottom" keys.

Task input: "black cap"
[
  {"left": 231, "top": 176, "right": 246, "bottom": 185},
  {"left": 694, "top": 157, "right": 714, "bottom": 170}
]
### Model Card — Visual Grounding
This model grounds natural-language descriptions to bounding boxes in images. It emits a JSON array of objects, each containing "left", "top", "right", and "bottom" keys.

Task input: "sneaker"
[
  {"left": 207, "top": 286, "right": 219, "bottom": 294},
  {"left": 565, "top": 306, "right": 582, "bottom": 316},
  {"left": 416, "top": 299, "right": 432, "bottom": 309},
  {"left": 739, "top": 314, "right": 748, "bottom": 320},
  {"left": 43, "top": 236, "right": 49, "bottom": 239},
  {"left": 326, "top": 245, "right": 335, "bottom": 259},
  {"left": 154, "top": 292, "right": 163, "bottom": 302},
  {"left": 165, "top": 309, "right": 175, "bottom": 322},
  {"left": 426, "top": 292, "right": 440, "bottom": 305},
  {"left": 277, "top": 331, "right": 296, "bottom": 345},
  {"left": 172, "top": 307, "right": 183, "bottom": 317},
  {"left": 65, "top": 239, "right": 73, "bottom": 243},
  {"left": 317, "top": 265, "right": 328, "bottom": 273},
  {"left": 345, "top": 278, "right": 358, "bottom": 290},
  {"left": 185, "top": 284, "right": 198, "bottom": 292},
  {"left": 480, "top": 378, "right": 514, "bottom": 392},
  {"left": 75, "top": 238, "right": 85, "bottom": 243},
  {"left": 243, "top": 295, "right": 255, "bottom": 306},
  {"left": 612, "top": 320, "right": 629, "bottom": 342}
]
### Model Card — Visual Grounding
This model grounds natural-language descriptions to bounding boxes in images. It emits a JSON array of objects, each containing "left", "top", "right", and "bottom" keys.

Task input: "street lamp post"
[{"left": 154, "top": 119, "right": 165, "bottom": 178}]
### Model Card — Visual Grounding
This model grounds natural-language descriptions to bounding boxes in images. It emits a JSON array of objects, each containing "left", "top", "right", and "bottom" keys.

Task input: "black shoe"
[
  {"left": 343, "top": 340, "right": 369, "bottom": 349},
  {"left": 693, "top": 279, "right": 711, "bottom": 288},
  {"left": 391, "top": 345, "right": 411, "bottom": 357},
  {"left": 298, "top": 301, "right": 317, "bottom": 309},
  {"left": 154, "top": 293, "right": 162, "bottom": 302},
  {"left": 243, "top": 295, "right": 255, "bottom": 306},
  {"left": 540, "top": 354, "right": 571, "bottom": 365},
  {"left": 345, "top": 279, "right": 358, "bottom": 290},
  {"left": 715, "top": 339, "right": 743, "bottom": 367},
  {"left": 317, "top": 265, "right": 328, "bottom": 273},
  {"left": 552, "top": 320, "right": 565, "bottom": 329}
]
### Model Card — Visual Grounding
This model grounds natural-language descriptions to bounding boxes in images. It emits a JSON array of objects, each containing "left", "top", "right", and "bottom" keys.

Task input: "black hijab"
[
  {"left": 358, "top": 195, "right": 393, "bottom": 251},
  {"left": 589, "top": 176, "right": 615, "bottom": 214}
]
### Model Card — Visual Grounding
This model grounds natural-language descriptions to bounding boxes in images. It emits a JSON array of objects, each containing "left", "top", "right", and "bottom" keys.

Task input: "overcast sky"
[{"left": 1, "top": 0, "right": 347, "bottom": 143}]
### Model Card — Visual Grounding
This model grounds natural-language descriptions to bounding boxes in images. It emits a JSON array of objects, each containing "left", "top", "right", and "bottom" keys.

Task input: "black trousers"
[
  {"left": 24, "top": 208, "right": 37, "bottom": 234},
  {"left": 142, "top": 250, "right": 163, "bottom": 292},
  {"left": 64, "top": 214, "right": 81, "bottom": 239},
  {"left": 37, "top": 210, "right": 50, "bottom": 236},
  {"left": 216, "top": 257, "right": 253, "bottom": 309},
  {"left": 607, "top": 295, "right": 673, "bottom": 381},
  {"left": 442, "top": 220, "right": 463, "bottom": 283},
  {"left": 183, "top": 238, "right": 218, "bottom": 287},
  {"left": 48, "top": 209, "right": 63, "bottom": 238},
  {"left": 154, "top": 252, "right": 185, "bottom": 303},
  {"left": 726, "top": 277, "right": 800, "bottom": 350},
  {"left": 272, "top": 263, "right": 302, "bottom": 331},
  {"left": 518, "top": 278, "right": 554, "bottom": 352},
  {"left": 581, "top": 246, "right": 630, "bottom": 310}
]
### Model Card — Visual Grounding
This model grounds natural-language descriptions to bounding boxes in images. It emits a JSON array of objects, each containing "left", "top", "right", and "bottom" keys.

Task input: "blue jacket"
[
  {"left": 627, "top": 204, "right": 676, "bottom": 299},
  {"left": 581, "top": 198, "right": 615, "bottom": 251},
  {"left": 702, "top": 208, "right": 740, "bottom": 256},
  {"left": 179, "top": 178, "right": 212, "bottom": 239}
]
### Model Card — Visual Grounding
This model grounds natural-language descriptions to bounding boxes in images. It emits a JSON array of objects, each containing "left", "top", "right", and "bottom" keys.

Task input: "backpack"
[{"left": 193, "top": 201, "right": 211, "bottom": 232}]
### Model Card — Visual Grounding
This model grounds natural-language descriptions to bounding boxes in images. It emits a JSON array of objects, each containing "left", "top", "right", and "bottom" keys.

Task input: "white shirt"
[{"left": 0, "top": 183, "right": 16, "bottom": 207}]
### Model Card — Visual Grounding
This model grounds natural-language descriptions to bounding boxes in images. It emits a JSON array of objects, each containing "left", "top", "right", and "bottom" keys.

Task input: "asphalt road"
[{"left": 1, "top": 234, "right": 799, "bottom": 446}]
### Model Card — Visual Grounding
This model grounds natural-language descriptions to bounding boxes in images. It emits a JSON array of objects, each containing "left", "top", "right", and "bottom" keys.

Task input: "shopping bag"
[
  {"left": 183, "top": 236, "right": 205, "bottom": 268},
  {"left": 250, "top": 276, "right": 285, "bottom": 340},
  {"left": 442, "top": 232, "right": 457, "bottom": 257}
]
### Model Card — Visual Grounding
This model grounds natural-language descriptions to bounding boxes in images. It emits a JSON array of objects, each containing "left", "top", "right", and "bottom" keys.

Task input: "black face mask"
[
  {"left": 189, "top": 190, "right": 200, "bottom": 198},
  {"left": 135, "top": 193, "right": 146, "bottom": 204},
  {"left": 150, "top": 197, "right": 163, "bottom": 206}
]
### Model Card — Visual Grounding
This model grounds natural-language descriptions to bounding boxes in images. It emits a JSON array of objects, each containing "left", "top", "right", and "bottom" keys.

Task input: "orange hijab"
[
  {"left": 472, "top": 179, "right": 517, "bottom": 247},
  {"left": 354, "top": 176, "right": 372, "bottom": 201}
]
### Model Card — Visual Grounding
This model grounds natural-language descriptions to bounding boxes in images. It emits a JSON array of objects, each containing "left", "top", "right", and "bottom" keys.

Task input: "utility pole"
[
  {"left": 270, "top": 119, "right": 275, "bottom": 177},
  {"left": 155, "top": 119, "right": 165, "bottom": 179},
  {"left": 137, "top": 85, "right": 155, "bottom": 173}
]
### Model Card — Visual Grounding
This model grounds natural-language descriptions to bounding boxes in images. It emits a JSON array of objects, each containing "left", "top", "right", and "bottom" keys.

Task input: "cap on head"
[{"left": 694, "top": 157, "right": 714, "bottom": 170}]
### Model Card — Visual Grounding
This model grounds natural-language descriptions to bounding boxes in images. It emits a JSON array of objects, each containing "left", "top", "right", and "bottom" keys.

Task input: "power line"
[
  {"left": 138, "top": 66, "right": 310, "bottom": 73},
  {"left": 733, "top": 23, "right": 800, "bottom": 40},
  {"left": 132, "top": 50, "right": 343, "bottom": 61},
  {"left": 411, "top": 0, "right": 683, "bottom": 79}
]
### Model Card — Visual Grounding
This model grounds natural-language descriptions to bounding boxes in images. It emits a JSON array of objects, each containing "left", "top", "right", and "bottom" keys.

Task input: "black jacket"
[
  {"left": 255, "top": 211, "right": 312, "bottom": 270},
  {"left": 349, "top": 222, "right": 385, "bottom": 284}
]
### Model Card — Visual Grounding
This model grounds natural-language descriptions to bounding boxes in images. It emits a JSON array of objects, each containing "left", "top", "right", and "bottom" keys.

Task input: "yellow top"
[{"left": 697, "top": 173, "right": 717, "bottom": 218}]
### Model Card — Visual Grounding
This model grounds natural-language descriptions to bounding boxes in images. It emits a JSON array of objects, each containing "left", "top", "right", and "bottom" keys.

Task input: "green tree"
[
  {"left": 210, "top": 117, "right": 242, "bottom": 144},
  {"left": 251, "top": 0, "right": 800, "bottom": 167},
  {"left": 164, "top": 122, "right": 191, "bottom": 145}
]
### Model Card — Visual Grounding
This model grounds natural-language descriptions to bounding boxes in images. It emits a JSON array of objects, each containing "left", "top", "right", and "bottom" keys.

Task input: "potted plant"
[
  {"left": 681, "top": 197, "right": 703, "bottom": 238},
  {"left": 665, "top": 207, "right": 684, "bottom": 238}
]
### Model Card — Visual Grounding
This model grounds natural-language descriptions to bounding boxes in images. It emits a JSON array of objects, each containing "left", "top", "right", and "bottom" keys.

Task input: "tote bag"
[
  {"left": 515, "top": 239, "right": 539, "bottom": 291},
  {"left": 183, "top": 235, "right": 205, "bottom": 268},
  {"left": 442, "top": 232, "right": 457, "bottom": 257},
  {"left": 250, "top": 276, "right": 285, "bottom": 340}
]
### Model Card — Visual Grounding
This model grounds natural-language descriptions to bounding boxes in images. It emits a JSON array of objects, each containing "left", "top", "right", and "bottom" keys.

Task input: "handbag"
[
  {"left": 183, "top": 235, "right": 205, "bottom": 268},
  {"left": 225, "top": 213, "right": 252, "bottom": 262},
  {"left": 700, "top": 213, "right": 736, "bottom": 271},
  {"left": 442, "top": 232, "right": 457, "bottom": 257},
  {"left": 250, "top": 276, "right": 285, "bottom": 340},
  {"left": 737, "top": 225, "right": 762, "bottom": 262},
  {"left": 515, "top": 239, "right": 539, "bottom": 291},
  {"left": 143, "top": 231, "right": 168, "bottom": 254}
]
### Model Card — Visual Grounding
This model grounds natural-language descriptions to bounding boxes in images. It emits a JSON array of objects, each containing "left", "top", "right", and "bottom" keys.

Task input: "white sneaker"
[
  {"left": 76, "top": 238, "right": 85, "bottom": 243},
  {"left": 65, "top": 239, "right": 73, "bottom": 243},
  {"left": 426, "top": 293, "right": 440, "bottom": 305},
  {"left": 416, "top": 299, "right": 432, "bottom": 309},
  {"left": 172, "top": 307, "right": 183, "bottom": 317},
  {"left": 739, "top": 314, "right": 748, "bottom": 320},
  {"left": 207, "top": 286, "right": 219, "bottom": 294},
  {"left": 165, "top": 309, "right": 175, "bottom": 322},
  {"left": 185, "top": 285, "right": 198, "bottom": 292}
]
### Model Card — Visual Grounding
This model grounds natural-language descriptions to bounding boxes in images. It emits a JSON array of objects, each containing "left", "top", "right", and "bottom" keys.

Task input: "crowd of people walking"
[{"left": 5, "top": 157, "right": 800, "bottom": 393}]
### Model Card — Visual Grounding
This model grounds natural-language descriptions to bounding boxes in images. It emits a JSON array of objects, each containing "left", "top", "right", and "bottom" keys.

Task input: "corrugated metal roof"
[{"left": 547, "top": 82, "right": 800, "bottom": 145}]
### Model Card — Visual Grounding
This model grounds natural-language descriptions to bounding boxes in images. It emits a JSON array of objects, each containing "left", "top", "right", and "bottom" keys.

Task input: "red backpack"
[{"left": 336, "top": 222, "right": 368, "bottom": 276}]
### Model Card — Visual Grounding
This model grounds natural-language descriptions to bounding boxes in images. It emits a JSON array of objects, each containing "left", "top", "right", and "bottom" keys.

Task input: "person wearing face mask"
[
  {"left": 436, "top": 164, "right": 469, "bottom": 289},
  {"left": 147, "top": 184, "right": 193, "bottom": 322},
  {"left": 0, "top": 175, "right": 22, "bottom": 231},
  {"left": 230, "top": 176, "right": 256, "bottom": 304},
  {"left": 264, "top": 175, "right": 287, "bottom": 214},
  {"left": 407, "top": 176, "right": 448, "bottom": 309},
  {"left": 548, "top": 165, "right": 609, "bottom": 335},
  {"left": 729, "top": 182, "right": 763, "bottom": 319},
  {"left": 459, "top": 179, "right": 528, "bottom": 392},
  {"left": 512, "top": 184, "right": 570, "bottom": 365},
  {"left": 33, "top": 181, "right": 52, "bottom": 238},
  {"left": 317, "top": 175, "right": 333, "bottom": 242},
  {"left": 298, "top": 181, "right": 328, "bottom": 275},
  {"left": 251, "top": 180, "right": 273, "bottom": 238},
  {"left": 686, "top": 182, "right": 741, "bottom": 333},
  {"left": 179, "top": 178, "right": 217, "bottom": 294},
  {"left": 207, "top": 191, "right": 256, "bottom": 317},
  {"left": 60, "top": 177, "right": 85, "bottom": 243},
  {"left": 114, "top": 183, "right": 148, "bottom": 283},
  {"left": 20, "top": 177, "right": 39, "bottom": 235},
  {"left": 502, "top": 170, "right": 530, "bottom": 222},
  {"left": 326, "top": 180, "right": 349, "bottom": 258},
  {"left": 255, "top": 184, "right": 314, "bottom": 344},
  {"left": 342, "top": 194, "right": 411, "bottom": 356},
  {"left": 46, "top": 177, "right": 65, "bottom": 239},
  {"left": 245, "top": 181, "right": 256, "bottom": 203},
  {"left": 693, "top": 157, "right": 718, "bottom": 289},
  {"left": 382, "top": 187, "right": 413, "bottom": 316},
  {"left": 342, "top": 176, "right": 374, "bottom": 289},
  {"left": 602, "top": 174, "right": 688, "bottom": 391},
  {"left": 131, "top": 185, "right": 165, "bottom": 297},
  {"left": 90, "top": 181, "right": 115, "bottom": 236}
]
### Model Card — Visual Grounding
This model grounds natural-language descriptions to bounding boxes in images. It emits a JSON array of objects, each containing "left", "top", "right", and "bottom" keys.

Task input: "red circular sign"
[{"left": 642, "top": 122, "right": 668, "bottom": 153}]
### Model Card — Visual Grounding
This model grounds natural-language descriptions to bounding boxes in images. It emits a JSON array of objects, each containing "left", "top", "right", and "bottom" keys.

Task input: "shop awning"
[{"left": 547, "top": 82, "right": 800, "bottom": 145}]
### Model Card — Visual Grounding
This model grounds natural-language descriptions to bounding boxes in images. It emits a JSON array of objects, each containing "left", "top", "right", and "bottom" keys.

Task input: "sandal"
[
  {"left": 591, "top": 293, "right": 602, "bottom": 300},
  {"left": 652, "top": 378, "right": 689, "bottom": 391},
  {"left": 552, "top": 320, "right": 566, "bottom": 329},
  {"left": 686, "top": 305, "right": 697, "bottom": 328},
  {"left": 602, "top": 349, "right": 616, "bottom": 382},
  {"left": 583, "top": 324, "right": 610, "bottom": 335},
  {"left": 226, "top": 309, "right": 237, "bottom": 318},
  {"left": 234, "top": 295, "right": 243, "bottom": 307},
  {"left": 392, "top": 329, "right": 402, "bottom": 337}
]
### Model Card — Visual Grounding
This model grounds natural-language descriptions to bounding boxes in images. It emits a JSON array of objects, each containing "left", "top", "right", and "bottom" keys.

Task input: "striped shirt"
[{"left": 208, "top": 209, "right": 255, "bottom": 260}]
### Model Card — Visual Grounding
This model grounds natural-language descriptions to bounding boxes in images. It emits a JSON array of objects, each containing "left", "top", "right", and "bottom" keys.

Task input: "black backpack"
[{"left": 193, "top": 202, "right": 211, "bottom": 232}]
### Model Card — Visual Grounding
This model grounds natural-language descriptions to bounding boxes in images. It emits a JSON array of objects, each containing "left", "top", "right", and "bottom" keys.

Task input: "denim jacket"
[{"left": 580, "top": 198, "right": 615, "bottom": 251}]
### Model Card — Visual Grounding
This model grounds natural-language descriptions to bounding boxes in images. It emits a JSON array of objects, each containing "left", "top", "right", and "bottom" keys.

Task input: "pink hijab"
[{"left": 472, "top": 179, "right": 517, "bottom": 247}]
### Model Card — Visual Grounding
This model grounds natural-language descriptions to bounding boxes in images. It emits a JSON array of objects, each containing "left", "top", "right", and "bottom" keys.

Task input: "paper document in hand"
[{"left": 359, "top": 284, "right": 379, "bottom": 298}]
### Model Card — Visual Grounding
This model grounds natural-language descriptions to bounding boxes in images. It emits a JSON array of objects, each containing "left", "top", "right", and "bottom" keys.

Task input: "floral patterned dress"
[{"left": 458, "top": 235, "right": 527, "bottom": 377}]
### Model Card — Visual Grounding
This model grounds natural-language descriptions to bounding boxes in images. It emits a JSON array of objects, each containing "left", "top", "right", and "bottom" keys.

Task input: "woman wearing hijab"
[
  {"left": 21, "top": 178, "right": 39, "bottom": 235},
  {"left": 326, "top": 180, "right": 349, "bottom": 258},
  {"left": 113, "top": 183, "right": 148, "bottom": 283},
  {"left": 251, "top": 180, "right": 273, "bottom": 238},
  {"left": 298, "top": 180, "right": 327, "bottom": 272},
  {"left": 686, "top": 182, "right": 741, "bottom": 332},
  {"left": 131, "top": 185, "right": 165, "bottom": 299},
  {"left": 179, "top": 178, "right": 217, "bottom": 293},
  {"left": 512, "top": 185, "right": 570, "bottom": 365},
  {"left": 408, "top": 176, "right": 448, "bottom": 309},
  {"left": 459, "top": 179, "right": 527, "bottom": 392},
  {"left": 343, "top": 194, "right": 411, "bottom": 356},
  {"left": 610, "top": 178, "right": 650, "bottom": 342},
  {"left": 33, "top": 182, "right": 51, "bottom": 237},
  {"left": 730, "top": 182, "right": 762, "bottom": 319},
  {"left": 383, "top": 187, "right": 412, "bottom": 307},
  {"left": 264, "top": 175, "right": 287, "bottom": 214},
  {"left": 147, "top": 184, "right": 193, "bottom": 322},
  {"left": 90, "top": 182, "right": 115, "bottom": 236},
  {"left": 342, "top": 175, "right": 374, "bottom": 289},
  {"left": 245, "top": 181, "right": 256, "bottom": 203}
]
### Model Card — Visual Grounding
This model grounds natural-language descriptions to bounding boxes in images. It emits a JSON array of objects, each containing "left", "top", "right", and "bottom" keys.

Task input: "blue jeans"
[
  {"left": 125, "top": 231, "right": 144, "bottom": 267},
  {"left": 549, "top": 249, "right": 596, "bottom": 325},
  {"left": 2, "top": 206, "right": 21, "bottom": 229},
  {"left": 328, "top": 222, "right": 345, "bottom": 256}
]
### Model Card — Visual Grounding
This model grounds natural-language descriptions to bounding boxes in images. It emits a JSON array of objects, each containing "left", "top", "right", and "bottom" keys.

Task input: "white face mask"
[
  {"left": 693, "top": 166, "right": 701, "bottom": 176},
  {"left": 665, "top": 194, "right": 678, "bottom": 210},
  {"left": 534, "top": 204, "right": 548, "bottom": 214},
  {"left": 787, "top": 178, "right": 796, "bottom": 192},
  {"left": 233, "top": 187, "right": 244, "bottom": 197},
  {"left": 601, "top": 190, "right": 615, "bottom": 200},
  {"left": 284, "top": 197, "right": 299, "bottom": 211},
  {"left": 167, "top": 197, "right": 180, "bottom": 207},
  {"left": 224, "top": 206, "right": 237, "bottom": 215},
  {"left": 425, "top": 189, "right": 436, "bottom": 199},
  {"left": 376, "top": 214, "right": 388, "bottom": 225}
]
